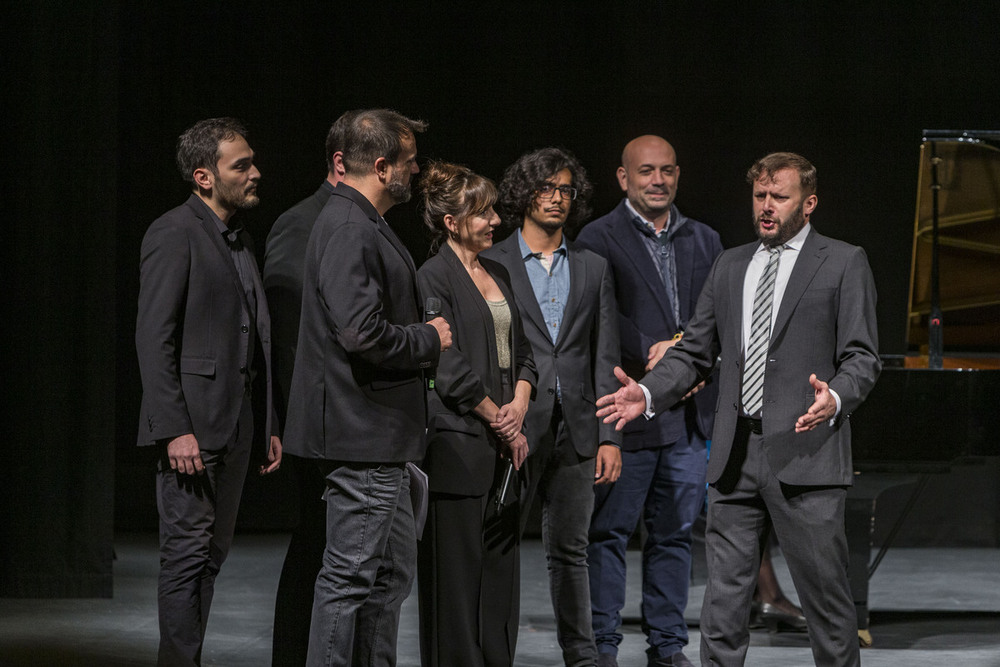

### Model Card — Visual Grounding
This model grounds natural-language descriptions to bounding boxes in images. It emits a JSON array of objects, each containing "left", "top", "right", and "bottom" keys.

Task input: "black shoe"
[
  {"left": 597, "top": 653, "right": 619, "bottom": 667},
  {"left": 650, "top": 651, "right": 694, "bottom": 667},
  {"left": 748, "top": 599, "right": 766, "bottom": 629},
  {"left": 759, "top": 601, "right": 807, "bottom": 633}
]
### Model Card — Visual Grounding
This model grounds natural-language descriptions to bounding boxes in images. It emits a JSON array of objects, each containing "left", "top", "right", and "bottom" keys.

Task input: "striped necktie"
[{"left": 741, "top": 246, "right": 784, "bottom": 416}]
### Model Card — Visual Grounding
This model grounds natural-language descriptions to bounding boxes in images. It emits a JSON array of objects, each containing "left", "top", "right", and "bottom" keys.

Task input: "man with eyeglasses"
[
  {"left": 483, "top": 147, "right": 622, "bottom": 667},
  {"left": 575, "top": 135, "right": 723, "bottom": 667}
]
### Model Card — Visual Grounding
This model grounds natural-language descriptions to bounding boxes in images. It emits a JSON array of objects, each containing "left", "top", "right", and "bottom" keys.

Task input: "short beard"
[
  {"left": 534, "top": 218, "right": 566, "bottom": 234},
  {"left": 387, "top": 174, "right": 412, "bottom": 204},
  {"left": 755, "top": 202, "right": 805, "bottom": 247},
  {"left": 215, "top": 179, "right": 259, "bottom": 211}
]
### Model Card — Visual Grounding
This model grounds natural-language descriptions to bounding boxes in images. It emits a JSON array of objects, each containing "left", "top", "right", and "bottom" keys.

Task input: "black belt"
[{"left": 737, "top": 416, "right": 762, "bottom": 434}]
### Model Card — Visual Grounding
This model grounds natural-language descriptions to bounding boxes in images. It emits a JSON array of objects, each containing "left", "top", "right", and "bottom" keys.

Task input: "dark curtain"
[
  {"left": 2, "top": 2, "right": 999, "bottom": 597},
  {"left": 1, "top": 3, "right": 118, "bottom": 597}
]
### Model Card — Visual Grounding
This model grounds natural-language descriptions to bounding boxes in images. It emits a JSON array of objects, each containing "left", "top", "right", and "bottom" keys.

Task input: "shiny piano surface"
[{"left": 845, "top": 130, "right": 1000, "bottom": 645}]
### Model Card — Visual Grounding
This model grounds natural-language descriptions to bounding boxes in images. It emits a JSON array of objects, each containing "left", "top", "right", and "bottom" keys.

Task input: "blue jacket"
[{"left": 576, "top": 200, "right": 723, "bottom": 450}]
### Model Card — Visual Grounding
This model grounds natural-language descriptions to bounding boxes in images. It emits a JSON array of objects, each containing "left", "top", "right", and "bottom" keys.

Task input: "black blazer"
[
  {"left": 283, "top": 183, "right": 440, "bottom": 463},
  {"left": 576, "top": 201, "right": 723, "bottom": 449},
  {"left": 416, "top": 244, "right": 537, "bottom": 496},
  {"left": 262, "top": 181, "right": 334, "bottom": 421},
  {"left": 482, "top": 234, "right": 621, "bottom": 457},
  {"left": 136, "top": 194, "right": 276, "bottom": 452}
]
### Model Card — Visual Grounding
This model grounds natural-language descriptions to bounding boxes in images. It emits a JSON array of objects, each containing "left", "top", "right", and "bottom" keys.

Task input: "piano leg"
[{"left": 844, "top": 474, "right": 923, "bottom": 647}]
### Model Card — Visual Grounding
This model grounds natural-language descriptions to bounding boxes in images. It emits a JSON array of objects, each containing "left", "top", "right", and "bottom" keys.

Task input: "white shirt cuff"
[
  {"left": 829, "top": 388, "right": 842, "bottom": 426},
  {"left": 639, "top": 383, "right": 655, "bottom": 419}
]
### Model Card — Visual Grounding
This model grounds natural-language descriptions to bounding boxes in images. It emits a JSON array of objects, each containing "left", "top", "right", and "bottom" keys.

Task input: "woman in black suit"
[{"left": 415, "top": 162, "right": 537, "bottom": 667}]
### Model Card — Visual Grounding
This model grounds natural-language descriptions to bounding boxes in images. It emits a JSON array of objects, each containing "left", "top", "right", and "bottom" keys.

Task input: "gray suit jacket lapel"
[
  {"left": 772, "top": 230, "right": 828, "bottom": 341},
  {"left": 729, "top": 244, "right": 756, "bottom": 349}
]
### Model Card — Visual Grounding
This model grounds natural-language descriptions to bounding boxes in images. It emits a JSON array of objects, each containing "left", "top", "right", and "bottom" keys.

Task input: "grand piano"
[{"left": 846, "top": 129, "right": 1000, "bottom": 646}]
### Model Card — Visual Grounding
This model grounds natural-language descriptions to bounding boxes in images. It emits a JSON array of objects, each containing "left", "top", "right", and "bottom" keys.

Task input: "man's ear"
[
  {"left": 616, "top": 166, "right": 628, "bottom": 192},
  {"left": 374, "top": 156, "right": 389, "bottom": 182},
  {"left": 332, "top": 151, "right": 346, "bottom": 179},
  {"left": 193, "top": 167, "right": 214, "bottom": 191},
  {"left": 804, "top": 193, "right": 818, "bottom": 218}
]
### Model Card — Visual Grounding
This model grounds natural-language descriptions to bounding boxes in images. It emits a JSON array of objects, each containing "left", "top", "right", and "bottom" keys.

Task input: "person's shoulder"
[
  {"left": 809, "top": 228, "right": 863, "bottom": 254},
  {"left": 278, "top": 186, "right": 329, "bottom": 223},
  {"left": 577, "top": 203, "right": 632, "bottom": 249},
  {"left": 579, "top": 204, "right": 625, "bottom": 234},
  {"left": 144, "top": 198, "right": 203, "bottom": 237},
  {"left": 481, "top": 232, "right": 516, "bottom": 261},
  {"left": 317, "top": 192, "right": 375, "bottom": 234},
  {"left": 267, "top": 190, "right": 327, "bottom": 245},
  {"left": 567, "top": 240, "right": 609, "bottom": 267},
  {"left": 479, "top": 252, "right": 507, "bottom": 276},
  {"left": 675, "top": 208, "right": 720, "bottom": 238}
]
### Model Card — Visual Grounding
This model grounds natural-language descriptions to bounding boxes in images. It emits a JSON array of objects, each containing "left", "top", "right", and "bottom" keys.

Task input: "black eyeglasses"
[{"left": 537, "top": 183, "right": 578, "bottom": 200}]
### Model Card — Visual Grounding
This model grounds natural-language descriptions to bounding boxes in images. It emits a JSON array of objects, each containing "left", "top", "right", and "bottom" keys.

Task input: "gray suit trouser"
[{"left": 700, "top": 421, "right": 860, "bottom": 667}]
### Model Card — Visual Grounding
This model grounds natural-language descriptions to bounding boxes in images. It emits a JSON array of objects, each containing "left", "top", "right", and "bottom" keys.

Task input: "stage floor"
[{"left": 1, "top": 534, "right": 998, "bottom": 666}]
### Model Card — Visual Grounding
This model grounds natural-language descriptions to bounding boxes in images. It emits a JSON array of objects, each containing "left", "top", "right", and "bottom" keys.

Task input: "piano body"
[{"left": 847, "top": 129, "right": 1000, "bottom": 646}]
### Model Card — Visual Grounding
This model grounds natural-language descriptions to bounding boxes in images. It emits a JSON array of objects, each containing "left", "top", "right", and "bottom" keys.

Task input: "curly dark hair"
[
  {"left": 418, "top": 160, "right": 498, "bottom": 254},
  {"left": 176, "top": 117, "right": 247, "bottom": 185},
  {"left": 497, "top": 147, "right": 593, "bottom": 229}
]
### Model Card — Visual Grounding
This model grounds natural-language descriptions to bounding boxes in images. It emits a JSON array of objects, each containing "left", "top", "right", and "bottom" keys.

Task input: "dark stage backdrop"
[{"left": 6, "top": 2, "right": 999, "bottom": 595}]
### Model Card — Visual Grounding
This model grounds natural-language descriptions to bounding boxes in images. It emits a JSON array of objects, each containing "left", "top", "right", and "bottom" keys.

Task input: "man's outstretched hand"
[
  {"left": 795, "top": 373, "right": 837, "bottom": 433},
  {"left": 595, "top": 366, "right": 647, "bottom": 432}
]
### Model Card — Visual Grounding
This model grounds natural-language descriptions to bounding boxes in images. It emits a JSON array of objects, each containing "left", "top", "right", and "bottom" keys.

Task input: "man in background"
[
  {"left": 484, "top": 146, "right": 622, "bottom": 667},
  {"left": 263, "top": 112, "right": 351, "bottom": 667},
  {"left": 576, "top": 135, "right": 722, "bottom": 667}
]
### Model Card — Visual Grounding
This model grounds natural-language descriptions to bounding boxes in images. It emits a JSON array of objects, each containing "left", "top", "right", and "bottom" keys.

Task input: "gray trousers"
[{"left": 700, "top": 421, "right": 859, "bottom": 667}]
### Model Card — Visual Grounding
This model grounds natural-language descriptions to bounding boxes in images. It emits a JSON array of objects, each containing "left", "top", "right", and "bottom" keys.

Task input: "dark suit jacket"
[
  {"left": 283, "top": 183, "right": 440, "bottom": 463},
  {"left": 481, "top": 233, "right": 621, "bottom": 457},
  {"left": 136, "top": 194, "right": 276, "bottom": 452},
  {"left": 643, "top": 228, "right": 882, "bottom": 486},
  {"left": 576, "top": 201, "right": 723, "bottom": 449},
  {"left": 416, "top": 244, "right": 537, "bottom": 496},
  {"left": 262, "top": 181, "right": 334, "bottom": 422}
]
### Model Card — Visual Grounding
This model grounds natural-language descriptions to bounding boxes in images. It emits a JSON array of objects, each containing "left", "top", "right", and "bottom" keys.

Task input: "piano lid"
[{"left": 907, "top": 130, "right": 1000, "bottom": 351}]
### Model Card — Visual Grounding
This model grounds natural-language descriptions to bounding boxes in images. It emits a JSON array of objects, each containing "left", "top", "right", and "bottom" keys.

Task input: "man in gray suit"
[
  {"left": 136, "top": 118, "right": 282, "bottom": 666},
  {"left": 283, "top": 109, "right": 451, "bottom": 666},
  {"left": 483, "top": 147, "right": 622, "bottom": 667},
  {"left": 597, "top": 152, "right": 880, "bottom": 666}
]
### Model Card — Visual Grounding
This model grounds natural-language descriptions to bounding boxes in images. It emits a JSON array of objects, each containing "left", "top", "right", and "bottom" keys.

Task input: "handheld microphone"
[
  {"left": 495, "top": 460, "right": 514, "bottom": 512},
  {"left": 424, "top": 297, "right": 441, "bottom": 390}
]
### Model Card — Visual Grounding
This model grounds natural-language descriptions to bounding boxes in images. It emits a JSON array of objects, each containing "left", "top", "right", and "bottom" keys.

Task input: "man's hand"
[
  {"left": 646, "top": 336, "right": 680, "bottom": 372},
  {"left": 593, "top": 444, "right": 622, "bottom": 485},
  {"left": 260, "top": 435, "right": 282, "bottom": 475},
  {"left": 167, "top": 433, "right": 203, "bottom": 475},
  {"left": 505, "top": 432, "right": 529, "bottom": 470},
  {"left": 428, "top": 317, "right": 452, "bottom": 351},
  {"left": 795, "top": 373, "right": 837, "bottom": 433},
  {"left": 596, "top": 366, "right": 647, "bottom": 431}
]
